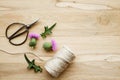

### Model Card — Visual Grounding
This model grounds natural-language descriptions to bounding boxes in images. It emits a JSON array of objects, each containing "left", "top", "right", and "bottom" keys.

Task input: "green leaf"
[
  {"left": 24, "top": 54, "right": 43, "bottom": 73},
  {"left": 40, "top": 23, "right": 57, "bottom": 38},
  {"left": 24, "top": 54, "right": 31, "bottom": 64}
]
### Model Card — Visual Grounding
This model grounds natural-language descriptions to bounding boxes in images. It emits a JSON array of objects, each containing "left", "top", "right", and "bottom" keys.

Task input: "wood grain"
[{"left": 0, "top": 0, "right": 120, "bottom": 80}]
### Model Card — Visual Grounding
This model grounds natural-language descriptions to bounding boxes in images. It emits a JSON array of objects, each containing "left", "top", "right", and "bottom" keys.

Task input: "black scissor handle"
[
  {"left": 5, "top": 23, "right": 29, "bottom": 46},
  {"left": 9, "top": 30, "right": 29, "bottom": 46}
]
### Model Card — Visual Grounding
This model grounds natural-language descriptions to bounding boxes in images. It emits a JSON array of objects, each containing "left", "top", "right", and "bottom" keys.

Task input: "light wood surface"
[{"left": 0, "top": 0, "right": 120, "bottom": 80}]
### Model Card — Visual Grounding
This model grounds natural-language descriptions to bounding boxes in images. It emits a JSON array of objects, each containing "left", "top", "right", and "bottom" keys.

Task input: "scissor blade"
[{"left": 27, "top": 19, "right": 39, "bottom": 29}]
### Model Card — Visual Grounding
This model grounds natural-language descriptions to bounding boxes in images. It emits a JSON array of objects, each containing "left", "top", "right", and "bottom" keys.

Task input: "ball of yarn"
[{"left": 44, "top": 45, "right": 75, "bottom": 77}]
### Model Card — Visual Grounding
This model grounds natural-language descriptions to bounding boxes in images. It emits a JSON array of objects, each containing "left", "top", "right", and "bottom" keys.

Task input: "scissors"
[{"left": 5, "top": 19, "right": 39, "bottom": 46}]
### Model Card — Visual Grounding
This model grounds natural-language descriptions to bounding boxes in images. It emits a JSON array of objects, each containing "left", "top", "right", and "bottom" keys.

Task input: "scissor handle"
[{"left": 5, "top": 23, "right": 29, "bottom": 46}]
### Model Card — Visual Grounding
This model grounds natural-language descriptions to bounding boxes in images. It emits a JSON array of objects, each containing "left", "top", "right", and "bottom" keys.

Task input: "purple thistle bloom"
[
  {"left": 29, "top": 33, "right": 40, "bottom": 39},
  {"left": 51, "top": 39, "right": 57, "bottom": 51}
]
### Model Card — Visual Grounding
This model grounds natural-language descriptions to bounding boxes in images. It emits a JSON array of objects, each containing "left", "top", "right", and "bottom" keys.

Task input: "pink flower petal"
[
  {"left": 28, "top": 33, "right": 40, "bottom": 39},
  {"left": 51, "top": 39, "right": 57, "bottom": 51}
]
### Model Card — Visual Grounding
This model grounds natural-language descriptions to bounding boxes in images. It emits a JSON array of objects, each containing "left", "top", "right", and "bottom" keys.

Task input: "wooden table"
[{"left": 0, "top": 0, "right": 120, "bottom": 80}]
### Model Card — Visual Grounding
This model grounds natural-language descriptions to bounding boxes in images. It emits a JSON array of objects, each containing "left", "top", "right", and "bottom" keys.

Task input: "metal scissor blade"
[{"left": 27, "top": 19, "right": 39, "bottom": 29}]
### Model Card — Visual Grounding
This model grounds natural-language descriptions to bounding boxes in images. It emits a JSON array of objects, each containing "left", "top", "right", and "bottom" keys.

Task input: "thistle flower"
[
  {"left": 43, "top": 39, "right": 57, "bottom": 51},
  {"left": 28, "top": 33, "right": 40, "bottom": 48},
  {"left": 29, "top": 33, "right": 40, "bottom": 39},
  {"left": 51, "top": 39, "right": 57, "bottom": 51}
]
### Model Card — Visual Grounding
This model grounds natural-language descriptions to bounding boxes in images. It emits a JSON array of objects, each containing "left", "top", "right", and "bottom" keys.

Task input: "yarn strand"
[{"left": 0, "top": 49, "right": 44, "bottom": 61}]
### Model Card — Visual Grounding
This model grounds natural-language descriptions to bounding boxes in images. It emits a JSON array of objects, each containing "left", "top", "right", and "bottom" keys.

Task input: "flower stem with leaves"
[
  {"left": 40, "top": 23, "right": 56, "bottom": 38},
  {"left": 24, "top": 54, "right": 42, "bottom": 72}
]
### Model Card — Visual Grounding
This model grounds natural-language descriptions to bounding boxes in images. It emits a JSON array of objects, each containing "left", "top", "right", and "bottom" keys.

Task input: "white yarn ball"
[{"left": 44, "top": 45, "right": 75, "bottom": 77}]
